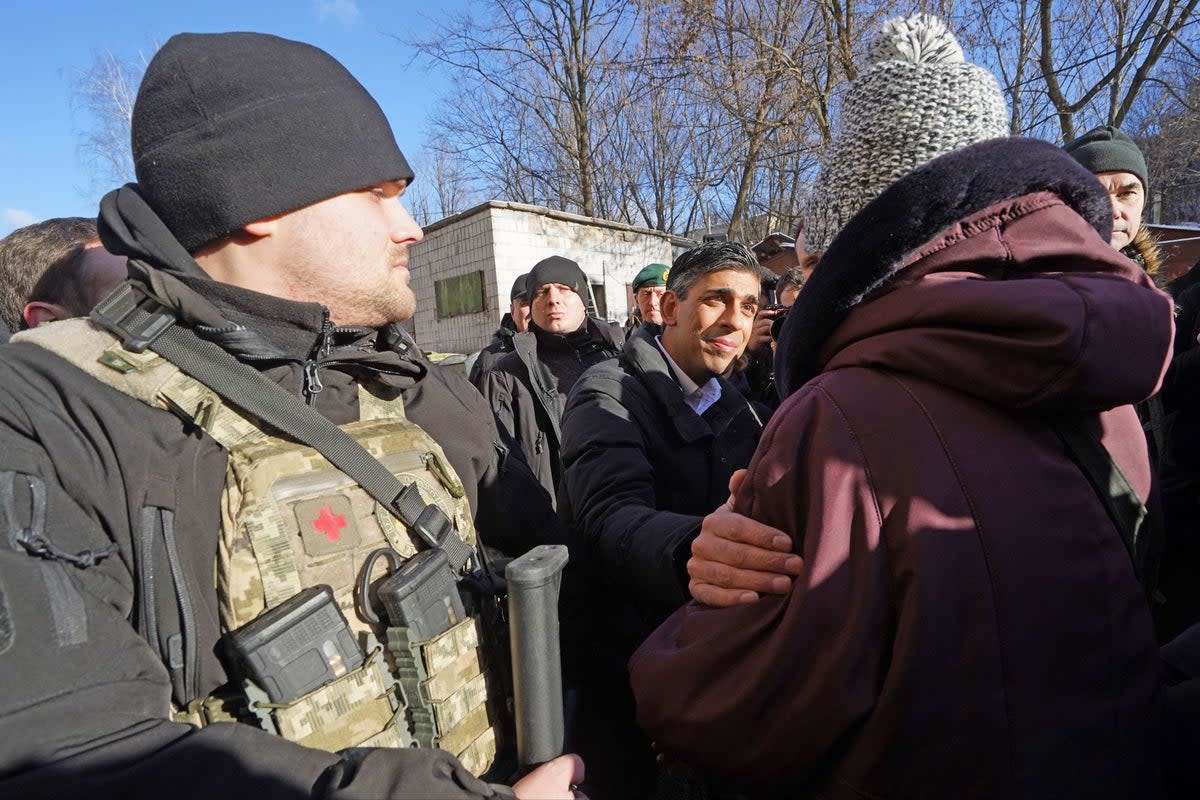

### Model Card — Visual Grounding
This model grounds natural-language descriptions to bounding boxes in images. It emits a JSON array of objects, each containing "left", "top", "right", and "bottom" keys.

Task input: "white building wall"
[
  {"left": 411, "top": 202, "right": 684, "bottom": 354},
  {"left": 409, "top": 208, "right": 497, "bottom": 355}
]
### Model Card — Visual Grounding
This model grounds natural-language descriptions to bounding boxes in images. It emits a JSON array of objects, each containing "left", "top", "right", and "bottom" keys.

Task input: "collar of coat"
[
  {"left": 775, "top": 137, "right": 1115, "bottom": 398},
  {"left": 622, "top": 324, "right": 764, "bottom": 442},
  {"left": 511, "top": 317, "right": 624, "bottom": 368}
]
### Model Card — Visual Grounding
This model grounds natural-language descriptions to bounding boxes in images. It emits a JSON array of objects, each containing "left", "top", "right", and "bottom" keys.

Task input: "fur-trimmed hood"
[{"left": 776, "top": 137, "right": 1173, "bottom": 410}]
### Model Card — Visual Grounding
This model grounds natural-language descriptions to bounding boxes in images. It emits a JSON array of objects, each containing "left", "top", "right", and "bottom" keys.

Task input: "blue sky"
[{"left": 0, "top": 0, "right": 462, "bottom": 235}]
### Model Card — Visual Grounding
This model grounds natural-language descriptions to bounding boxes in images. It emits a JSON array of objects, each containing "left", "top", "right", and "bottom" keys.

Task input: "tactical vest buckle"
[{"left": 91, "top": 281, "right": 175, "bottom": 353}]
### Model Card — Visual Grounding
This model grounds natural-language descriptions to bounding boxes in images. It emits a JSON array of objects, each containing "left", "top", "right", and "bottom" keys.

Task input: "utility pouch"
[
  {"left": 244, "top": 637, "right": 411, "bottom": 752},
  {"left": 386, "top": 617, "right": 497, "bottom": 775},
  {"left": 226, "top": 585, "right": 363, "bottom": 704},
  {"left": 359, "top": 547, "right": 466, "bottom": 641}
]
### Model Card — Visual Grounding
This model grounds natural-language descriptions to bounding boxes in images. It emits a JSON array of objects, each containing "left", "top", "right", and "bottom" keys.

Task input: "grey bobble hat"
[
  {"left": 132, "top": 32, "right": 413, "bottom": 252},
  {"left": 801, "top": 15, "right": 1009, "bottom": 252}
]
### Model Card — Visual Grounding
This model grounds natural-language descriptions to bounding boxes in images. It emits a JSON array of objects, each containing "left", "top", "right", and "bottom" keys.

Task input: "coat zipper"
[
  {"left": 303, "top": 310, "right": 334, "bottom": 405},
  {"left": 158, "top": 508, "right": 199, "bottom": 702},
  {"left": 137, "top": 510, "right": 159, "bottom": 645}
]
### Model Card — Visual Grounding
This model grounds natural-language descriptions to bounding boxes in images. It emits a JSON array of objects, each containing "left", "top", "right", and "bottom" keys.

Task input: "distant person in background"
[
  {"left": 775, "top": 266, "right": 805, "bottom": 308},
  {"left": 1063, "top": 125, "right": 1162, "bottom": 276},
  {"left": 1064, "top": 125, "right": 1176, "bottom": 632},
  {"left": 21, "top": 243, "right": 127, "bottom": 329},
  {"left": 0, "top": 217, "right": 99, "bottom": 336},
  {"left": 482, "top": 256, "right": 623, "bottom": 503},
  {"left": 628, "top": 262, "right": 669, "bottom": 330},
  {"left": 468, "top": 272, "right": 530, "bottom": 388}
]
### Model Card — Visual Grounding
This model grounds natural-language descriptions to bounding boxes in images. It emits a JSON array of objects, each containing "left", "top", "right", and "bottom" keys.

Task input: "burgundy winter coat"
[{"left": 629, "top": 140, "right": 1172, "bottom": 799}]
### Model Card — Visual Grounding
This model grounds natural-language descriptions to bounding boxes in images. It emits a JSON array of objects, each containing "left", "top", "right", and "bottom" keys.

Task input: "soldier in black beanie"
[
  {"left": 481, "top": 255, "right": 625, "bottom": 505},
  {"left": 0, "top": 31, "right": 580, "bottom": 800}
]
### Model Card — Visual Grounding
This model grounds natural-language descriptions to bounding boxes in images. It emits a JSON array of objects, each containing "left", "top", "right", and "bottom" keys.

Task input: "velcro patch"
[{"left": 295, "top": 496, "right": 360, "bottom": 556}]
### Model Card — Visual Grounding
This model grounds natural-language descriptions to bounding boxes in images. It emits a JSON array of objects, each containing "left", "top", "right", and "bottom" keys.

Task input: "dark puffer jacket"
[
  {"left": 468, "top": 314, "right": 518, "bottom": 390},
  {"left": 482, "top": 320, "right": 623, "bottom": 504},
  {"left": 631, "top": 139, "right": 1171, "bottom": 799},
  {"left": 558, "top": 324, "right": 769, "bottom": 798},
  {"left": 560, "top": 323, "right": 768, "bottom": 668},
  {"left": 0, "top": 186, "right": 560, "bottom": 799}
]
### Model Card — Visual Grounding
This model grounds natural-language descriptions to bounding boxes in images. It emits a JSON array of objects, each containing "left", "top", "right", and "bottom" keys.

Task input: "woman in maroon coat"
[{"left": 629, "top": 16, "right": 1172, "bottom": 800}]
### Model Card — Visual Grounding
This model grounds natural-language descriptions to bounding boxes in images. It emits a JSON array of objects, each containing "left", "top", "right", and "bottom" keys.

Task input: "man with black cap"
[
  {"left": 0, "top": 31, "right": 576, "bottom": 800},
  {"left": 482, "top": 256, "right": 623, "bottom": 504},
  {"left": 469, "top": 273, "right": 531, "bottom": 389},
  {"left": 558, "top": 240, "right": 770, "bottom": 798},
  {"left": 1063, "top": 125, "right": 1164, "bottom": 274}
]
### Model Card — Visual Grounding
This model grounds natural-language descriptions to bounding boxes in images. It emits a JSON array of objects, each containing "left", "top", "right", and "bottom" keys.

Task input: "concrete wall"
[{"left": 410, "top": 201, "right": 690, "bottom": 354}]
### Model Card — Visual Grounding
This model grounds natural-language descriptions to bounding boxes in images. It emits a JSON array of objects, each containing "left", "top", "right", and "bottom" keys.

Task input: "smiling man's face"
[{"left": 660, "top": 267, "right": 761, "bottom": 385}]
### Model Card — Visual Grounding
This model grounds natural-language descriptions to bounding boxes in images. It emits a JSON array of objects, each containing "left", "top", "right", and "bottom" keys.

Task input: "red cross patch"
[{"left": 295, "top": 496, "right": 359, "bottom": 555}]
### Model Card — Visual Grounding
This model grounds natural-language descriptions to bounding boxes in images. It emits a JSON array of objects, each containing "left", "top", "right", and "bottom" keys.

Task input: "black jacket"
[
  {"left": 0, "top": 186, "right": 558, "bottom": 799},
  {"left": 559, "top": 324, "right": 768, "bottom": 668},
  {"left": 468, "top": 315, "right": 518, "bottom": 390},
  {"left": 482, "top": 319, "right": 623, "bottom": 504}
]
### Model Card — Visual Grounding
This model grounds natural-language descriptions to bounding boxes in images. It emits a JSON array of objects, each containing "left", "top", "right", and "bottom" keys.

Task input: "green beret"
[
  {"left": 632, "top": 263, "right": 670, "bottom": 292},
  {"left": 1062, "top": 125, "right": 1148, "bottom": 191}
]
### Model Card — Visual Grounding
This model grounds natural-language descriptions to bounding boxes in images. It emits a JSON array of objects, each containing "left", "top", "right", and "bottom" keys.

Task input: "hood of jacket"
[
  {"left": 776, "top": 138, "right": 1173, "bottom": 412},
  {"left": 96, "top": 183, "right": 424, "bottom": 387}
]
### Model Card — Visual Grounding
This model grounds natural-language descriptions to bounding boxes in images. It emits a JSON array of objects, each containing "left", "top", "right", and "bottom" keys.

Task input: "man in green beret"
[{"left": 631, "top": 262, "right": 669, "bottom": 327}]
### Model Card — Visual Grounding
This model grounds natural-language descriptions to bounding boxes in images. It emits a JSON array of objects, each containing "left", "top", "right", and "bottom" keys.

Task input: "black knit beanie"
[
  {"left": 132, "top": 32, "right": 414, "bottom": 252},
  {"left": 526, "top": 256, "right": 587, "bottom": 299},
  {"left": 510, "top": 273, "right": 530, "bottom": 301},
  {"left": 1062, "top": 125, "right": 1148, "bottom": 192}
]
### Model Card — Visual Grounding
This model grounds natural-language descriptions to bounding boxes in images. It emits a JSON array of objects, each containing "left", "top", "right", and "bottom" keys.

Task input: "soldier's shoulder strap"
[
  {"left": 12, "top": 317, "right": 265, "bottom": 449},
  {"left": 12, "top": 317, "right": 177, "bottom": 405}
]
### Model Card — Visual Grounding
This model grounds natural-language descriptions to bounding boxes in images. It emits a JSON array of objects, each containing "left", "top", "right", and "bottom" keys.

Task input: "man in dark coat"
[
  {"left": 0, "top": 32, "right": 577, "bottom": 800},
  {"left": 468, "top": 273, "right": 530, "bottom": 389},
  {"left": 559, "top": 241, "right": 770, "bottom": 798},
  {"left": 482, "top": 256, "right": 622, "bottom": 504}
]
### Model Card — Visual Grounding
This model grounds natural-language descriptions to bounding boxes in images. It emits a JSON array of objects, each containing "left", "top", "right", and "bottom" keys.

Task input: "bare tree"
[
  {"left": 72, "top": 49, "right": 154, "bottom": 187},
  {"left": 411, "top": 0, "right": 638, "bottom": 219},
  {"left": 1131, "top": 61, "right": 1200, "bottom": 222},
  {"left": 955, "top": 0, "right": 1199, "bottom": 140}
]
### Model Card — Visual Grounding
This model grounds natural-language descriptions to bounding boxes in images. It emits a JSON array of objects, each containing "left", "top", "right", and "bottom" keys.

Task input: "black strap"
[
  {"left": 1053, "top": 417, "right": 1147, "bottom": 578},
  {"left": 92, "top": 288, "right": 474, "bottom": 572}
]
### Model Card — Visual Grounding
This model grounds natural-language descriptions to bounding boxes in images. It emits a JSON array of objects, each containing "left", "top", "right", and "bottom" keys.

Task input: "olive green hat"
[
  {"left": 632, "top": 263, "right": 670, "bottom": 292},
  {"left": 1062, "top": 125, "right": 1149, "bottom": 191}
]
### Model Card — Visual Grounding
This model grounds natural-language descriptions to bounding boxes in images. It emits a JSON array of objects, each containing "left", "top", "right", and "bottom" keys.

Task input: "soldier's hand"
[
  {"left": 688, "top": 469, "right": 803, "bottom": 607},
  {"left": 511, "top": 753, "right": 586, "bottom": 799}
]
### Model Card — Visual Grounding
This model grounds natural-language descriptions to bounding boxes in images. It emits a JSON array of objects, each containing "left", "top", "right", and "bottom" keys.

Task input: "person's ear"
[
  {"left": 660, "top": 290, "right": 680, "bottom": 326},
  {"left": 240, "top": 215, "right": 283, "bottom": 239},
  {"left": 22, "top": 301, "right": 72, "bottom": 329}
]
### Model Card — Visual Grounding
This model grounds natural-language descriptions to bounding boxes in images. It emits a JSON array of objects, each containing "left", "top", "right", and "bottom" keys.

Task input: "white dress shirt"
[{"left": 655, "top": 335, "right": 723, "bottom": 416}]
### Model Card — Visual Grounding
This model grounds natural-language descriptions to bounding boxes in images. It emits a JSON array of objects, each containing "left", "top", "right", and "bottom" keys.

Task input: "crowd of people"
[{"left": 0, "top": 12, "right": 1198, "bottom": 800}]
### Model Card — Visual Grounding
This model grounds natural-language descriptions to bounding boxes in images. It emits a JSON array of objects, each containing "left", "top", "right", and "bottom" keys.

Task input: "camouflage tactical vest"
[{"left": 15, "top": 319, "right": 502, "bottom": 776}]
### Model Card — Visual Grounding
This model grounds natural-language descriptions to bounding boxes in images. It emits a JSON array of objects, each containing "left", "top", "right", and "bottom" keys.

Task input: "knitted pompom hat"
[{"left": 802, "top": 15, "right": 1009, "bottom": 252}]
